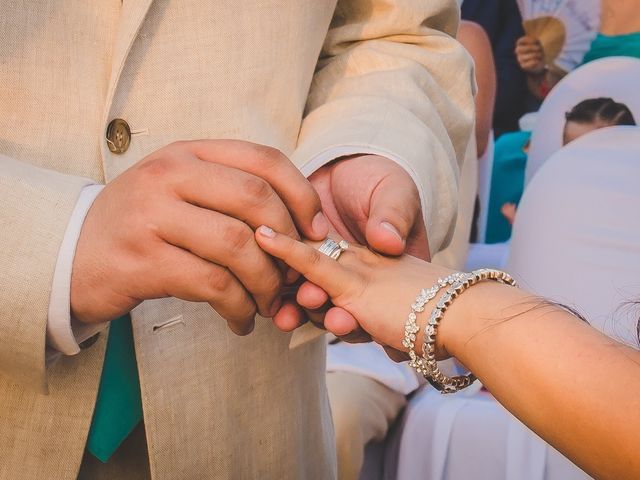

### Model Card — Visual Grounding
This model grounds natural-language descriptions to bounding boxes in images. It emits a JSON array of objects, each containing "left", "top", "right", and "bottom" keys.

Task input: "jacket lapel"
[
  {"left": 104, "top": 0, "right": 155, "bottom": 119},
  {"left": 100, "top": 0, "right": 154, "bottom": 179}
]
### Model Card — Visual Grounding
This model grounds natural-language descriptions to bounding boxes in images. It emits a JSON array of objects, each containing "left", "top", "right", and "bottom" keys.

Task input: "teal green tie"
[{"left": 86, "top": 314, "right": 143, "bottom": 463}]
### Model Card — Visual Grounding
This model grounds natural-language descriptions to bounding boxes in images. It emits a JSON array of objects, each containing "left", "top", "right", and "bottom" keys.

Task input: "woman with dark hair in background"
[
  {"left": 501, "top": 97, "right": 636, "bottom": 225},
  {"left": 562, "top": 97, "right": 637, "bottom": 144}
]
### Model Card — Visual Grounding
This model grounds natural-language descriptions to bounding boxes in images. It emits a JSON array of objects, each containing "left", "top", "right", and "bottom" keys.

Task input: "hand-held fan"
[{"left": 516, "top": 0, "right": 601, "bottom": 73}]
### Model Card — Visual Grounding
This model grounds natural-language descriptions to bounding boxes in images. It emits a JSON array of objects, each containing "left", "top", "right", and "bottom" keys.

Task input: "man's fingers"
[
  {"left": 255, "top": 226, "right": 353, "bottom": 299},
  {"left": 365, "top": 174, "right": 421, "bottom": 256},
  {"left": 405, "top": 218, "right": 430, "bottom": 261},
  {"left": 174, "top": 160, "right": 300, "bottom": 240},
  {"left": 383, "top": 346, "right": 410, "bottom": 363},
  {"left": 158, "top": 245, "right": 257, "bottom": 335},
  {"left": 158, "top": 204, "right": 283, "bottom": 317},
  {"left": 516, "top": 36, "right": 540, "bottom": 47},
  {"left": 183, "top": 140, "right": 329, "bottom": 240}
]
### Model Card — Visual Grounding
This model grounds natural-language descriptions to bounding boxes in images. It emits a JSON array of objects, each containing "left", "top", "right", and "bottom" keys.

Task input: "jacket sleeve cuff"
[{"left": 47, "top": 184, "right": 107, "bottom": 355}]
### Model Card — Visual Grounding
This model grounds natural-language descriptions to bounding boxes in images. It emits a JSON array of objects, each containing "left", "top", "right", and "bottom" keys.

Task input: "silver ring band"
[{"left": 318, "top": 238, "right": 349, "bottom": 260}]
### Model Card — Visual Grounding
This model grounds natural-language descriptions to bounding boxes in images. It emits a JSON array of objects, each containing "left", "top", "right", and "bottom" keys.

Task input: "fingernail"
[
  {"left": 380, "top": 221, "right": 403, "bottom": 241},
  {"left": 258, "top": 225, "right": 276, "bottom": 238},
  {"left": 270, "top": 296, "right": 283, "bottom": 317},
  {"left": 312, "top": 212, "right": 329, "bottom": 236}
]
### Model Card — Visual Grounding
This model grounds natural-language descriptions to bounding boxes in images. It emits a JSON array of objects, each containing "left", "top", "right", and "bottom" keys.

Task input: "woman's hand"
[
  {"left": 515, "top": 35, "right": 546, "bottom": 74},
  {"left": 260, "top": 230, "right": 640, "bottom": 480},
  {"left": 255, "top": 226, "right": 456, "bottom": 358},
  {"left": 501, "top": 202, "right": 518, "bottom": 225}
]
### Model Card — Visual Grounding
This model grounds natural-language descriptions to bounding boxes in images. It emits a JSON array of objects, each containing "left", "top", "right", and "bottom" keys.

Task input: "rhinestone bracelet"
[
  {"left": 402, "top": 272, "right": 466, "bottom": 374},
  {"left": 420, "top": 268, "right": 517, "bottom": 394}
]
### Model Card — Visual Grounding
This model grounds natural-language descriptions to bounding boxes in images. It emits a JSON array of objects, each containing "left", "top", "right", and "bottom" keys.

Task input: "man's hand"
[
  {"left": 272, "top": 154, "right": 429, "bottom": 335},
  {"left": 71, "top": 140, "right": 329, "bottom": 335},
  {"left": 515, "top": 35, "right": 546, "bottom": 74},
  {"left": 309, "top": 155, "right": 429, "bottom": 259}
]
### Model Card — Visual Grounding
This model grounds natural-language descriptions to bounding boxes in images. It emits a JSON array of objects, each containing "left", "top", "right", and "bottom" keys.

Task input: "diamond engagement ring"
[{"left": 318, "top": 238, "right": 349, "bottom": 260}]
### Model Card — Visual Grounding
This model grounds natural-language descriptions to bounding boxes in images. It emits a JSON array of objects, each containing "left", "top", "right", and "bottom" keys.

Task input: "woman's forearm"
[
  {"left": 254, "top": 228, "right": 640, "bottom": 478},
  {"left": 439, "top": 282, "right": 640, "bottom": 479}
]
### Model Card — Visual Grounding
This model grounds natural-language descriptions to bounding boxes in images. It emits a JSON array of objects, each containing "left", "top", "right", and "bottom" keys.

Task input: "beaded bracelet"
[
  {"left": 402, "top": 272, "right": 466, "bottom": 378},
  {"left": 423, "top": 268, "right": 517, "bottom": 393},
  {"left": 403, "top": 269, "right": 517, "bottom": 394}
]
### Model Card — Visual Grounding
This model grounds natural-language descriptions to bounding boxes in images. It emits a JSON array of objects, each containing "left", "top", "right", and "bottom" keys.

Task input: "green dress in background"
[
  {"left": 485, "top": 131, "right": 530, "bottom": 244},
  {"left": 582, "top": 32, "right": 640, "bottom": 65}
]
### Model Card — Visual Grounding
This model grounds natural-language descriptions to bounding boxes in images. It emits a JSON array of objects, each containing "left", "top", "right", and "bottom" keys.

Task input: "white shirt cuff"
[
  {"left": 47, "top": 184, "right": 106, "bottom": 355},
  {"left": 300, "top": 146, "right": 428, "bottom": 230}
]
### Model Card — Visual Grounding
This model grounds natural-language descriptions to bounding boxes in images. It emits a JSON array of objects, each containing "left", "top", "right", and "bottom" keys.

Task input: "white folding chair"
[
  {"left": 510, "top": 125, "right": 640, "bottom": 340},
  {"left": 525, "top": 56, "right": 640, "bottom": 186},
  {"left": 476, "top": 133, "right": 495, "bottom": 243},
  {"left": 390, "top": 126, "right": 640, "bottom": 480}
]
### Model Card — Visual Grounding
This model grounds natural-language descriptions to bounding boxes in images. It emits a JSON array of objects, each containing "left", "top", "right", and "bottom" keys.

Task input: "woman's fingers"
[
  {"left": 325, "top": 307, "right": 371, "bottom": 342},
  {"left": 255, "top": 225, "right": 354, "bottom": 299},
  {"left": 297, "top": 282, "right": 330, "bottom": 309},
  {"left": 272, "top": 300, "right": 307, "bottom": 332},
  {"left": 516, "top": 36, "right": 541, "bottom": 49}
]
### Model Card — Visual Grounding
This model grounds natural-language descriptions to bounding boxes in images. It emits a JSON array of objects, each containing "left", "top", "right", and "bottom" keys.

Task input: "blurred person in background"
[
  {"left": 462, "top": 0, "right": 530, "bottom": 137},
  {"left": 562, "top": 97, "right": 637, "bottom": 144},
  {"left": 517, "top": 0, "right": 640, "bottom": 100},
  {"left": 583, "top": 0, "right": 640, "bottom": 63},
  {"left": 458, "top": 21, "right": 497, "bottom": 159},
  {"left": 435, "top": 20, "right": 496, "bottom": 263},
  {"left": 501, "top": 97, "right": 636, "bottom": 225}
]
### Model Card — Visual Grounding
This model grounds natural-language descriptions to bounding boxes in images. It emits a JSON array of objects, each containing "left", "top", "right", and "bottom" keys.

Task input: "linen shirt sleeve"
[{"left": 291, "top": 0, "right": 476, "bottom": 253}]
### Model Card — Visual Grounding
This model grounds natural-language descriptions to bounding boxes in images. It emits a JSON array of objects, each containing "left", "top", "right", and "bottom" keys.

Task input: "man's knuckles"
[
  {"left": 251, "top": 144, "right": 288, "bottom": 170},
  {"left": 136, "top": 153, "right": 186, "bottom": 184},
  {"left": 239, "top": 175, "right": 275, "bottom": 208},
  {"left": 205, "top": 268, "right": 237, "bottom": 294},
  {"left": 221, "top": 221, "right": 255, "bottom": 255}
]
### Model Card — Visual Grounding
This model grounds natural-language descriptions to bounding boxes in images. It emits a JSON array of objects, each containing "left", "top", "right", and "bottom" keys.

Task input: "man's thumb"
[{"left": 365, "top": 176, "right": 420, "bottom": 256}]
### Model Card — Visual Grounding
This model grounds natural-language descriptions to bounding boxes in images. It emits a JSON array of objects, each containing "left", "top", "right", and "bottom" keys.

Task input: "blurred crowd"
[{"left": 327, "top": 1, "right": 640, "bottom": 479}]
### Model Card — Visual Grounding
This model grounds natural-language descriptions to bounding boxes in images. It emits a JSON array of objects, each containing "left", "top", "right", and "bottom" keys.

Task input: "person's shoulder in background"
[{"left": 462, "top": 0, "right": 533, "bottom": 137}]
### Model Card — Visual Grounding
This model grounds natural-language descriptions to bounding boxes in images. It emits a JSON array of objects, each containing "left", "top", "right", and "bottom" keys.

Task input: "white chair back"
[
  {"left": 508, "top": 126, "right": 640, "bottom": 343},
  {"left": 476, "top": 132, "right": 495, "bottom": 243},
  {"left": 525, "top": 57, "right": 640, "bottom": 186},
  {"left": 387, "top": 129, "right": 640, "bottom": 480}
]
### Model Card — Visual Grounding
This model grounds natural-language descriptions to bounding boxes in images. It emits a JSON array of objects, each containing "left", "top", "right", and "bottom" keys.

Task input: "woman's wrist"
[{"left": 436, "top": 281, "right": 531, "bottom": 361}]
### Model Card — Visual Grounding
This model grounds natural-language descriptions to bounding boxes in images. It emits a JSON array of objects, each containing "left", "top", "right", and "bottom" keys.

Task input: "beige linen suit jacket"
[{"left": 0, "top": 1, "right": 474, "bottom": 478}]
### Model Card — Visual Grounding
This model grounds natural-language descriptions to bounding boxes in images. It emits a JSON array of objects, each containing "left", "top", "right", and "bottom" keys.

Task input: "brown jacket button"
[{"left": 106, "top": 118, "right": 131, "bottom": 154}]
